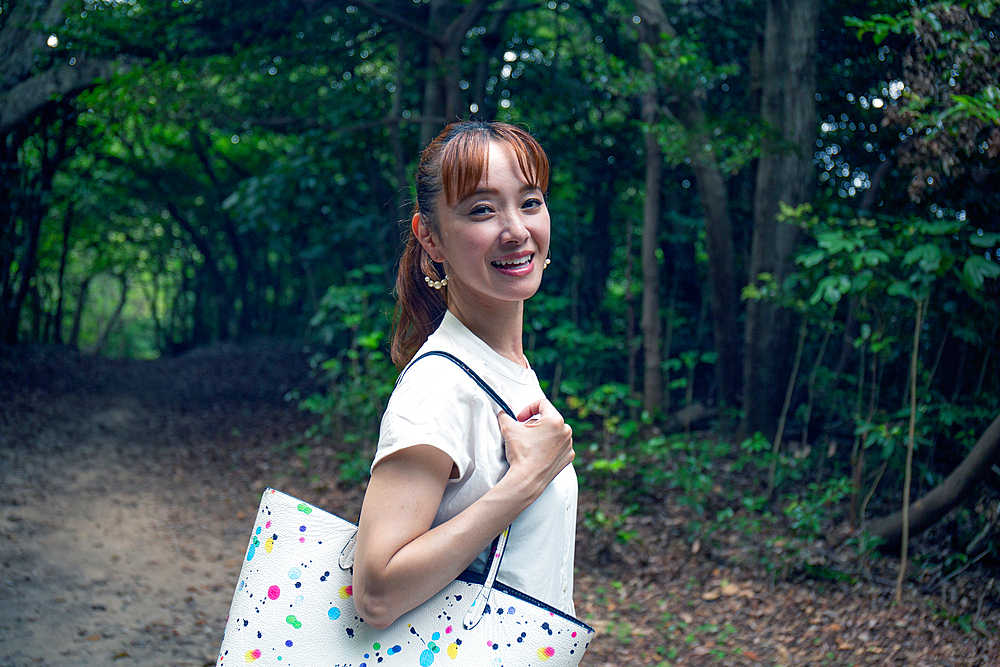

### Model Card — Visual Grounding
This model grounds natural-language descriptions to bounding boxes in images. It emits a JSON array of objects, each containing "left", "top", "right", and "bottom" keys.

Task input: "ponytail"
[{"left": 391, "top": 229, "right": 447, "bottom": 368}]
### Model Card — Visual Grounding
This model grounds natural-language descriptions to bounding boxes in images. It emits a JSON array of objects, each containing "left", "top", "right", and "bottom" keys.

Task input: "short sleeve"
[{"left": 373, "top": 356, "right": 494, "bottom": 482}]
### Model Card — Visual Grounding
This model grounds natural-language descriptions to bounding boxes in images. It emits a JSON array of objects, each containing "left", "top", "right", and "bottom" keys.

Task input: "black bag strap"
[{"left": 401, "top": 350, "right": 517, "bottom": 419}]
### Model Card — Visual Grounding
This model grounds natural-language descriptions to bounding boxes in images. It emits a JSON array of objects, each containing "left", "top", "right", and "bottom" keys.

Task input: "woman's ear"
[{"left": 413, "top": 212, "right": 446, "bottom": 263}]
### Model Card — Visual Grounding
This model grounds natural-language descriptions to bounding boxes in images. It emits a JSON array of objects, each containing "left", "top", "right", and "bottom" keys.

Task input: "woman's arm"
[{"left": 352, "top": 398, "right": 573, "bottom": 629}]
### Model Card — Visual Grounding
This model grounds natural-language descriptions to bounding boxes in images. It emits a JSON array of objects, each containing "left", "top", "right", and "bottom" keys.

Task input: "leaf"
[
  {"left": 810, "top": 275, "right": 851, "bottom": 305},
  {"left": 963, "top": 256, "right": 1000, "bottom": 289},
  {"left": 903, "top": 244, "right": 941, "bottom": 271},
  {"left": 851, "top": 270, "right": 873, "bottom": 292},
  {"left": 859, "top": 249, "right": 889, "bottom": 267},
  {"left": 796, "top": 249, "right": 826, "bottom": 268},
  {"left": 888, "top": 281, "right": 912, "bottom": 297},
  {"left": 920, "top": 220, "right": 962, "bottom": 236},
  {"left": 970, "top": 232, "right": 1000, "bottom": 248},
  {"left": 816, "top": 232, "right": 857, "bottom": 254}
]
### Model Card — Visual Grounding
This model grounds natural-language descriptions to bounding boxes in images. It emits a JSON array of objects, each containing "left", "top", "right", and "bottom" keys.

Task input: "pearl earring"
[
  {"left": 543, "top": 257, "right": 551, "bottom": 269},
  {"left": 425, "top": 274, "right": 449, "bottom": 290}
]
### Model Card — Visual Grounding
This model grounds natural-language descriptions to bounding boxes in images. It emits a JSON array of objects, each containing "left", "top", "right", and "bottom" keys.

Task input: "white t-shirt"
[{"left": 373, "top": 310, "right": 578, "bottom": 615}]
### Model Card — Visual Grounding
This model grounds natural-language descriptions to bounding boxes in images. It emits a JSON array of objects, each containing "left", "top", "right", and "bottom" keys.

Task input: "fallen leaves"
[
  {"left": 5, "top": 344, "right": 999, "bottom": 667},
  {"left": 701, "top": 580, "right": 755, "bottom": 601},
  {"left": 574, "top": 504, "right": 1000, "bottom": 667}
]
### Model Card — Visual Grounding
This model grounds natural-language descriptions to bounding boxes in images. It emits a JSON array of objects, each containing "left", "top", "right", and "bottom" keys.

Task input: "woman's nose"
[{"left": 499, "top": 212, "right": 529, "bottom": 244}]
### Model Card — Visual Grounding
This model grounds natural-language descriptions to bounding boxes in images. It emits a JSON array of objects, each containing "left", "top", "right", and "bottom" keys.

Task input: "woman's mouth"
[{"left": 491, "top": 253, "right": 534, "bottom": 274}]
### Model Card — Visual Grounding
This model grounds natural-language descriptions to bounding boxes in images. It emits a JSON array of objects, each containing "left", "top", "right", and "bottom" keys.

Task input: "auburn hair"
[{"left": 391, "top": 121, "right": 550, "bottom": 368}]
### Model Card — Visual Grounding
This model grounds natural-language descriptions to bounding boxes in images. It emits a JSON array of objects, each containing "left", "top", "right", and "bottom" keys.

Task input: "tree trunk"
[
  {"left": 2, "top": 102, "right": 74, "bottom": 343},
  {"left": 625, "top": 217, "right": 638, "bottom": 402},
  {"left": 390, "top": 36, "right": 408, "bottom": 222},
  {"left": 1, "top": 58, "right": 114, "bottom": 134},
  {"left": 640, "top": 121, "right": 663, "bottom": 413},
  {"left": 645, "top": 0, "right": 742, "bottom": 412},
  {"left": 90, "top": 274, "right": 128, "bottom": 356},
  {"left": 470, "top": 2, "right": 518, "bottom": 121},
  {"left": 868, "top": 412, "right": 1000, "bottom": 553},
  {"left": 53, "top": 201, "right": 73, "bottom": 343},
  {"left": 189, "top": 128, "right": 249, "bottom": 339},
  {"left": 164, "top": 200, "right": 231, "bottom": 341},
  {"left": 742, "top": 0, "right": 820, "bottom": 437},
  {"left": 896, "top": 297, "right": 925, "bottom": 602},
  {"left": 144, "top": 271, "right": 163, "bottom": 351},
  {"left": 689, "top": 140, "right": 741, "bottom": 409},
  {"left": 350, "top": 0, "right": 496, "bottom": 142},
  {"left": 223, "top": 212, "right": 250, "bottom": 338},
  {"left": 68, "top": 275, "right": 90, "bottom": 349},
  {"left": 1, "top": 1, "right": 114, "bottom": 132},
  {"left": 1, "top": 207, "right": 42, "bottom": 344},
  {"left": 636, "top": 0, "right": 669, "bottom": 414},
  {"left": 29, "top": 277, "right": 43, "bottom": 341},
  {"left": 414, "top": 0, "right": 490, "bottom": 145},
  {"left": 766, "top": 319, "right": 808, "bottom": 498},
  {"left": 440, "top": 0, "right": 491, "bottom": 122}
]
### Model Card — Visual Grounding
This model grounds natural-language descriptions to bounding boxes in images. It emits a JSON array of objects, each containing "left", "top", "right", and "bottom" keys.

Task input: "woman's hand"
[{"left": 497, "top": 398, "right": 574, "bottom": 498}]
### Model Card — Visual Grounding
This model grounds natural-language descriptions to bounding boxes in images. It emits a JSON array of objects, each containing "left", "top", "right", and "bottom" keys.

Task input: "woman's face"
[{"left": 418, "top": 140, "right": 550, "bottom": 313}]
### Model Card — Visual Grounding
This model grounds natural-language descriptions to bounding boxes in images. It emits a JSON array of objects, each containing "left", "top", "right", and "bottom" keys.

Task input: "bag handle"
[
  {"left": 404, "top": 350, "right": 517, "bottom": 420},
  {"left": 462, "top": 525, "right": 509, "bottom": 629}
]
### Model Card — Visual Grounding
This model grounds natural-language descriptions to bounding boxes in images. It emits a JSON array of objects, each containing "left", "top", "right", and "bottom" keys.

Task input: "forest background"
[{"left": 2, "top": 0, "right": 1000, "bottom": 639}]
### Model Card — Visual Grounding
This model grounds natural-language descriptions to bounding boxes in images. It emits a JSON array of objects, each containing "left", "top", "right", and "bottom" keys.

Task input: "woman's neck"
[{"left": 447, "top": 300, "right": 527, "bottom": 368}]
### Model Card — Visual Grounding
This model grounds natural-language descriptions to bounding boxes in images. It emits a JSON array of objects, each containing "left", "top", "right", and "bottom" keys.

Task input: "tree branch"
[
  {"left": 342, "top": 0, "right": 438, "bottom": 43},
  {"left": 868, "top": 413, "right": 1000, "bottom": 552},
  {"left": 444, "top": 0, "right": 492, "bottom": 45},
  {"left": 0, "top": 0, "right": 68, "bottom": 87},
  {"left": 224, "top": 113, "right": 449, "bottom": 136},
  {"left": 0, "top": 58, "right": 116, "bottom": 134}
]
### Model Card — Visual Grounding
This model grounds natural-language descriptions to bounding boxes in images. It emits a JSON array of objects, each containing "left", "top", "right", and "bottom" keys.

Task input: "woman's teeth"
[{"left": 492, "top": 254, "right": 532, "bottom": 268}]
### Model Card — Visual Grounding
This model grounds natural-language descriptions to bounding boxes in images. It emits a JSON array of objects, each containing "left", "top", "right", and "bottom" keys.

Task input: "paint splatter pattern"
[{"left": 217, "top": 489, "right": 593, "bottom": 666}]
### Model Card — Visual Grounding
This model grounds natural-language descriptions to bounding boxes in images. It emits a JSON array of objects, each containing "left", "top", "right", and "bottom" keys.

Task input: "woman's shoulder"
[
  {"left": 390, "top": 349, "right": 491, "bottom": 414},
  {"left": 378, "top": 342, "right": 497, "bottom": 470}
]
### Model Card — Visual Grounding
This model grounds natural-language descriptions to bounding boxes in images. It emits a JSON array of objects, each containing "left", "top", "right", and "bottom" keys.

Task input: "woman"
[{"left": 353, "top": 121, "right": 578, "bottom": 630}]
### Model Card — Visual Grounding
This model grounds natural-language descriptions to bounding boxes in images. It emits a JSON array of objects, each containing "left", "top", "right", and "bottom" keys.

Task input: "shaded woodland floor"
[{"left": 0, "top": 342, "right": 997, "bottom": 666}]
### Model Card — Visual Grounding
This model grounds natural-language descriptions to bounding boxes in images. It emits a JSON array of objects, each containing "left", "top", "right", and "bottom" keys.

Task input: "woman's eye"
[
  {"left": 523, "top": 197, "right": 544, "bottom": 210},
  {"left": 470, "top": 205, "right": 493, "bottom": 216}
]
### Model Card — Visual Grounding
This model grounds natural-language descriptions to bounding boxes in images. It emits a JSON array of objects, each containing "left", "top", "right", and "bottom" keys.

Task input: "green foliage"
[
  {"left": 779, "top": 202, "right": 991, "bottom": 305},
  {"left": 583, "top": 502, "right": 640, "bottom": 545},
  {"left": 296, "top": 265, "right": 396, "bottom": 473},
  {"left": 927, "top": 598, "right": 997, "bottom": 637},
  {"left": 777, "top": 200, "right": 998, "bottom": 478},
  {"left": 3, "top": 0, "right": 998, "bottom": 594},
  {"left": 782, "top": 478, "right": 852, "bottom": 538}
]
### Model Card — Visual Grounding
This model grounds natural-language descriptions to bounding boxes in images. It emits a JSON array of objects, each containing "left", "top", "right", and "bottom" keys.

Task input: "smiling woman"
[
  {"left": 412, "top": 137, "right": 550, "bottom": 356},
  {"left": 392, "top": 121, "right": 551, "bottom": 368},
  {"left": 351, "top": 121, "right": 579, "bottom": 631}
]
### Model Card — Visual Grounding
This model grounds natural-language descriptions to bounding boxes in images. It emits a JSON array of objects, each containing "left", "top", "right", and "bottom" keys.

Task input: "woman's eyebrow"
[{"left": 468, "top": 183, "right": 541, "bottom": 197}]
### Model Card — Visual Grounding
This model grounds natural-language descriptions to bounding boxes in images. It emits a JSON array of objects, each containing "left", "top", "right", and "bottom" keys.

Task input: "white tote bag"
[{"left": 217, "top": 351, "right": 594, "bottom": 667}]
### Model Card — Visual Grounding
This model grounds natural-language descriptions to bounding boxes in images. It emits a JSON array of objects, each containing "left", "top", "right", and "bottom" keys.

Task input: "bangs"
[{"left": 439, "top": 125, "right": 550, "bottom": 205}]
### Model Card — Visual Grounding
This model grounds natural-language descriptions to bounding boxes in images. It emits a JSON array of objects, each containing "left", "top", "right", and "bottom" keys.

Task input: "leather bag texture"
[{"left": 216, "top": 488, "right": 594, "bottom": 667}]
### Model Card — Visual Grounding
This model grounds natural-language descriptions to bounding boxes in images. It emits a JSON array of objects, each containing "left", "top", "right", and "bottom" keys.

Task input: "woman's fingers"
[
  {"left": 515, "top": 397, "right": 556, "bottom": 423},
  {"left": 497, "top": 402, "right": 575, "bottom": 479}
]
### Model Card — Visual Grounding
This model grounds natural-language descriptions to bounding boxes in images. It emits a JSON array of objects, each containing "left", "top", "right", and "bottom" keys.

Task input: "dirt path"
[
  {"left": 2, "top": 397, "right": 226, "bottom": 666},
  {"left": 2, "top": 343, "right": 998, "bottom": 667},
  {"left": 0, "top": 344, "right": 311, "bottom": 667}
]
